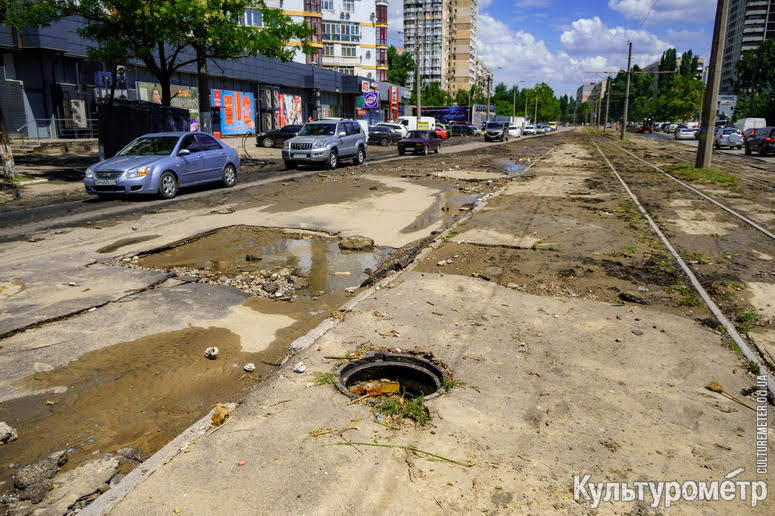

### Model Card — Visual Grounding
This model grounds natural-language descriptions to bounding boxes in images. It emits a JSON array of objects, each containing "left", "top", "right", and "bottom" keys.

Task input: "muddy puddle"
[
  {"left": 401, "top": 190, "right": 483, "bottom": 233},
  {"left": 495, "top": 158, "right": 529, "bottom": 174},
  {"left": 97, "top": 234, "right": 161, "bottom": 254},
  {"left": 137, "top": 226, "right": 395, "bottom": 293}
]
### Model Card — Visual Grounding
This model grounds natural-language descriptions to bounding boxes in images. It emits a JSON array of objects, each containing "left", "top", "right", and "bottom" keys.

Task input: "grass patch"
[
  {"left": 668, "top": 164, "right": 741, "bottom": 192},
  {"left": 441, "top": 378, "right": 465, "bottom": 391},
  {"left": 735, "top": 311, "right": 759, "bottom": 333},
  {"left": 667, "top": 284, "right": 702, "bottom": 307},
  {"left": 620, "top": 244, "right": 639, "bottom": 258},
  {"left": 312, "top": 372, "right": 335, "bottom": 385},
  {"left": 725, "top": 338, "right": 742, "bottom": 354},
  {"left": 745, "top": 360, "right": 761, "bottom": 375},
  {"left": 619, "top": 201, "right": 645, "bottom": 231},
  {"left": 444, "top": 229, "right": 460, "bottom": 240},
  {"left": 375, "top": 395, "right": 431, "bottom": 426}
]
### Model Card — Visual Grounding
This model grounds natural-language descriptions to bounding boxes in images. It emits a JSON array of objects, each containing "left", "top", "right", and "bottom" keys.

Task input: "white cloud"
[
  {"left": 477, "top": 14, "right": 666, "bottom": 96},
  {"left": 608, "top": 0, "right": 716, "bottom": 24},
  {"left": 387, "top": 0, "right": 404, "bottom": 46},
  {"left": 515, "top": 0, "right": 552, "bottom": 7},
  {"left": 560, "top": 16, "right": 671, "bottom": 56}
]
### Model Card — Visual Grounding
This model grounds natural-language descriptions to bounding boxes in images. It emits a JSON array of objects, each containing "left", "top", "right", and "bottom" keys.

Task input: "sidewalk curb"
[
  {"left": 0, "top": 178, "right": 48, "bottom": 186},
  {"left": 79, "top": 137, "right": 559, "bottom": 515}
]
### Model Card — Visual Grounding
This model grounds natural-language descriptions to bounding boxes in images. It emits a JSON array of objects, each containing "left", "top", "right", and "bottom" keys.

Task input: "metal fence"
[{"left": 14, "top": 118, "right": 99, "bottom": 141}]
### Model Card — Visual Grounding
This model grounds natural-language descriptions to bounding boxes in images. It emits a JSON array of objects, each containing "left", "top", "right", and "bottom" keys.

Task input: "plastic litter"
[
  {"left": 204, "top": 347, "right": 219, "bottom": 360},
  {"left": 243, "top": 363, "right": 256, "bottom": 372}
]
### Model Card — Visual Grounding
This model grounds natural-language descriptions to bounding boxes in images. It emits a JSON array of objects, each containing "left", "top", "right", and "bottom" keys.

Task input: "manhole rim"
[{"left": 334, "top": 352, "right": 446, "bottom": 400}]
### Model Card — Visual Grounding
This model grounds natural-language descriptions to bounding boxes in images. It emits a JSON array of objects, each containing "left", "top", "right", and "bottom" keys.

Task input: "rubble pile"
[{"left": 166, "top": 265, "right": 309, "bottom": 299}]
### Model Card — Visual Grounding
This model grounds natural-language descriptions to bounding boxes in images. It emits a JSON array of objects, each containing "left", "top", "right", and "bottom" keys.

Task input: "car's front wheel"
[
  {"left": 434, "top": 145, "right": 440, "bottom": 154},
  {"left": 380, "top": 138, "right": 389, "bottom": 147},
  {"left": 353, "top": 146, "right": 366, "bottom": 165},
  {"left": 745, "top": 145, "right": 752, "bottom": 155},
  {"left": 222, "top": 164, "right": 237, "bottom": 188},
  {"left": 284, "top": 160, "right": 297, "bottom": 170},
  {"left": 262, "top": 137, "right": 274, "bottom": 148},
  {"left": 326, "top": 150, "right": 338, "bottom": 170},
  {"left": 423, "top": 145, "right": 429, "bottom": 156},
  {"left": 158, "top": 171, "right": 178, "bottom": 199}
]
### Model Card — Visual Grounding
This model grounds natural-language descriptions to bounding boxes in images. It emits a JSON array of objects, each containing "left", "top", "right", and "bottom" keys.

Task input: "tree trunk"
[
  {"left": 0, "top": 104, "right": 15, "bottom": 180},
  {"left": 196, "top": 46, "right": 211, "bottom": 133}
]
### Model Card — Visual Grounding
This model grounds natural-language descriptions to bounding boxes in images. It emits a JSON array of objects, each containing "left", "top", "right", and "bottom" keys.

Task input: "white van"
[
  {"left": 735, "top": 118, "right": 766, "bottom": 133},
  {"left": 397, "top": 116, "right": 436, "bottom": 131}
]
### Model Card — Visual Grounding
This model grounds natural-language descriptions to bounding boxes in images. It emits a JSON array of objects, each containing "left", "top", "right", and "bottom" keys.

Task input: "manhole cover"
[{"left": 335, "top": 352, "right": 445, "bottom": 400}]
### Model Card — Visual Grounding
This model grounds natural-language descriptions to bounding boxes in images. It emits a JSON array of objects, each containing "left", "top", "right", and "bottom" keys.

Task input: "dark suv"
[
  {"left": 744, "top": 127, "right": 775, "bottom": 156},
  {"left": 484, "top": 122, "right": 509, "bottom": 142}
]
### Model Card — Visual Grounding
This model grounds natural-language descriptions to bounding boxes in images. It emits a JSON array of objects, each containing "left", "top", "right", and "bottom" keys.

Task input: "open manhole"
[{"left": 335, "top": 352, "right": 445, "bottom": 400}]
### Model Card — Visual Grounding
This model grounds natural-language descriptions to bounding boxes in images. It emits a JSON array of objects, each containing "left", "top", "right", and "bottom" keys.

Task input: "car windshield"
[
  {"left": 722, "top": 129, "right": 736, "bottom": 135},
  {"left": 299, "top": 123, "right": 336, "bottom": 136},
  {"left": 117, "top": 136, "right": 180, "bottom": 156},
  {"left": 526, "top": 125, "right": 535, "bottom": 129},
  {"left": 407, "top": 131, "right": 426, "bottom": 138},
  {"left": 486, "top": 123, "right": 503, "bottom": 129}
]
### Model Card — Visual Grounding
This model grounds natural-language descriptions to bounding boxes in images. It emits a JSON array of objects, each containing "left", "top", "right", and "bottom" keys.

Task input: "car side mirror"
[
  {"left": 178, "top": 148, "right": 191, "bottom": 156},
  {"left": 339, "top": 131, "right": 346, "bottom": 137}
]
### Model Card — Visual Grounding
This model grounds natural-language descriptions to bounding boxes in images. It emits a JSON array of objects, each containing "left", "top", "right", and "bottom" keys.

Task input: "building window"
[
  {"left": 376, "top": 48, "right": 387, "bottom": 66},
  {"left": 324, "top": 43, "right": 335, "bottom": 56},
  {"left": 378, "top": 69, "right": 387, "bottom": 82},
  {"left": 322, "top": 0, "right": 333, "bottom": 10},
  {"left": 307, "top": 49, "right": 322, "bottom": 65},
  {"left": 376, "top": 5, "right": 387, "bottom": 24},
  {"left": 342, "top": 45, "right": 356, "bottom": 57},
  {"left": 343, "top": 0, "right": 354, "bottom": 12},
  {"left": 304, "top": 0, "right": 321, "bottom": 12},
  {"left": 377, "top": 27, "right": 387, "bottom": 45},
  {"left": 239, "top": 9, "right": 263, "bottom": 27}
]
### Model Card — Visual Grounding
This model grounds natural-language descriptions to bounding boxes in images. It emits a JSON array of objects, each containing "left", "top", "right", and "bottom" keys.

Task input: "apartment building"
[
  {"left": 262, "top": 0, "right": 389, "bottom": 81},
  {"left": 720, "top": 0, "right": 775, "bottom": 94},
  {"left": 576, "top": 83, "right": 595, "bottom": 105},
  {"left": 403, "top": 0, "right": 485, "bottom": 93},
  {"left": 642, "top": 55, "right": 705, "bottom": 89}
]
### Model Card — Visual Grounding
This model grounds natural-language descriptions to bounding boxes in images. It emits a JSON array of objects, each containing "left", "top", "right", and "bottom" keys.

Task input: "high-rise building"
[
  {"left": 261, "top": 0, "right": 389, "bottom": 81},
  {"left": 403, "top": 0, "right": 486, "bottom": 93},
  {"left": 576, "top": 83, "right": 595, "bottom": 105},
  {"left": 720, "top": 0, "right": 775, "bottom": 94},
  {"left": 642, "top": 55, "right": 705, "bottom": 88}
]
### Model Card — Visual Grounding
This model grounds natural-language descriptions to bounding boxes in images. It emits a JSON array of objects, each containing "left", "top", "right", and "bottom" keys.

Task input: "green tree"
[
  {"left": 656, "top": 74, "right": 703, "bottom": 121},
  {"left": 735, "top": 39, "right": 775, "bottom": 95},
  {"left": 658, "top": 48, "right": 677, "bottom": 93},
  {"left": 679, "top": 50, "right": 699, "bottom": 78},
  {"left": 387, "top": 46, "right": 414, "bottom": 87}
]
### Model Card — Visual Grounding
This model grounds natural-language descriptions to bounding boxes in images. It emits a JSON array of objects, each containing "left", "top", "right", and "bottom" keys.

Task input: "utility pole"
[
  {"left": 603, "top": 76, "right": 611, "bottom": 134},
  {"left": 534, "top": 94, "right": 538, "bottom": 126},
  {"left": 696, "top": 0, "right": 729, "bottom": 169},
  {"left": 512, "top": 85, "right": 516, "bottom": 118},
  {"left": 486, "top": 77, "right": 492, "bottom": 123},
  {"left": 620, "top": 41, "right": 632, "bottom": 140},
  {"left": 415, "top": 43, "right": 421, "bottom": 126},
  {"left": 596, "top": 84, "right": 603, "bottom": 128},
  {"left": 524, "top": 91, "right": 529, "bottom": 122}
]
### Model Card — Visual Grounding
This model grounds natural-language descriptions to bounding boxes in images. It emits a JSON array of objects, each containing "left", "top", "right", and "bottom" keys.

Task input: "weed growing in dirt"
[
  {"left": 668, "top": 164, "right": 741, "bottom": 191},
  {"left": 668, "top": 284, "right": 702, "bottom": 306},
  {"left": 444, "top": 229, "right": 460, "bottom": 240},
  {"left": 687, "top": 251, "right": 713, "bottom": 264},
  {"left": 725, "top": 338, "right": 742, "bottom": 354},
  {"left": 620, "top": 201, "right": 644, "bottom": 230},
  {"left": 746, "top": 360, "right": 761, "bottom": 375},
  {"left": 313, "top": 372, "right": 335, "bottom": 385},
  {"left": 441, "top": 378, "right": 465, "bottom": 390},
  {"left": 376, "top": 395, "right": 431, "bottom": 426},
  {"left": 736, "top": 311, "right": 759, "bottom": 333},
  {"left": 620, "top": 245, "right": 639, "bottom": 258}
]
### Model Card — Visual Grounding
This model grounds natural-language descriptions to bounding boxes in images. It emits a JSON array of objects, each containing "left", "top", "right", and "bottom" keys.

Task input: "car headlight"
[
  {"left": 312, "top": 140, "right": 326, "bottom": 149},
  {"left": 283, "top": 140, "right": 291, "bottom": 149},
  {"left": 125, "top": 166, "right": 151, "bottom": 178},
  {"left": 85, "top": 167, "right": 94, "bottom": 178}
]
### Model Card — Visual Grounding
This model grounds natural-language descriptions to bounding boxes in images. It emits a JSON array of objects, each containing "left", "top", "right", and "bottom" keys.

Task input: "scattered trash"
[
  {"left": 377, "top": 330, "right": 400, "bottom": 338},
  {"left": 334, "top": 271, "right": 351, "bottom": 276},
  {"left": 631, "top": 329, "right": 644, "bottom": 336},
  {"left": 236, "top": 460, "right": 246, "bottom": 466},
  {"left": 293, "top": 361, "right": 306, "bottom": 373},
  {"left": 348, "top": 379, "right": 401, "bottom": 397},
  {"left": 637, "top": 286, "right": 649, "bottom": 292},
  {"left": 67, "top": 282, "right": 78, "bottom": 287},
  {"left": 705, "top": 382, "right": 756, "bottom": 411},
  {"left": 245, "top": 254, "right": 262, "bottom": 262},
  {"left": 203, "top": 347, "right": 219, "bottom": 360},
  {"left": 0, "top": 421, "right": 17, "bottom": 444},
  {"left": 211, "top": 403, "right": 233, "bottom": 426},
  {"left": 436, "top": 260, "right": 447, "bottom": 266},
  {"left": 243, "top": 363, "right": 256, "bottom": 373}
]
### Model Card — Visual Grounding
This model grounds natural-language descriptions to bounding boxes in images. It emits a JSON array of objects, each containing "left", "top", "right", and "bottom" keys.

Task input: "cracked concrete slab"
[{"left": 104, "top": 273, "right": 771, "bottom": 515}]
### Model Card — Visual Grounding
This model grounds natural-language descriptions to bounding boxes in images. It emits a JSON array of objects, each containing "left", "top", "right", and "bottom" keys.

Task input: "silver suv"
[{"left": 283, "top": 120, "right": 367, "bottom": 170}]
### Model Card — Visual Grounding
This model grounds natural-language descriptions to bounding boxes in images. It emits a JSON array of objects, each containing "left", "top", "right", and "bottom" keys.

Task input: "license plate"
[
  {"left": 292, "top": 154, "right": 306, "bottom": 159},
  {"left": 94, "top": 179, "right": 117, "bottom": 185}
]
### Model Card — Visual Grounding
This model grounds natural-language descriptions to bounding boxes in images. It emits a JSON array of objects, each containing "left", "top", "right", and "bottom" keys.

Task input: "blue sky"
[{"left": 388, "top": 0, "right": 715, "bottom": 96}]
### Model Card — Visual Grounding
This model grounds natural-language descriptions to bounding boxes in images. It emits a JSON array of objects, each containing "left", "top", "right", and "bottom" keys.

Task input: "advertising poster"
[
  {"left": 276, "top": 93, "right": 303, "bottom": 127},
  {"left": 137, "top": 82, "right": 199, "bottom": 130},
  {"left": 210, "top": 89, "right": 255, "bottom": 135}
]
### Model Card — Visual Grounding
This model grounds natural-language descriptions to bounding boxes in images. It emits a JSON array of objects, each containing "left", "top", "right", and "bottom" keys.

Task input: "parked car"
[
  {"left": 508, "top": 125, "right": 522, "bottom": 138},
  {"left": 745, "top": 126, "right": 775, "bottom": 156},
  {"left": 536, "top": 123, "right": 550, "bottom": 134},
  {"left": 547, "top": 121, "right": 558, "bottom": 131},
  {"left": 368, "top": 125, "right": 402, "bottom": 147},
  {"left": 283, "top": 119, "right": 367, "bottom": 170},
  {"left": 256, "top": 124, "right": 302, "bottom": 148},
  {"left": 523, "top": 125, "right": 536, "bottom": 135},
  {"left": 714, "top": 127, "right": 743, "bottom": 149},
  {"left": 376, "top": 122, "right": 408, "bottom": 138},
  {"left": 397, "top": 130, "right": 443, "bottom": 155},
  {"left": 674, "top": 127, "right": 695, "bottom": 140},
  {"left": 449, "top": 122, "right": 477, "bottom": 136},
  {"left": 742, "top": 127, "right": 765, "bottom": 143},
  {"left": 433, "top": 125, "right": 449, "bottom": 139},
  {"left": 84, "top": 132, "right": 240, "bottom": 200},
  {"left": 484, "top": 122, "right": 509, "bottom": 142}
]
